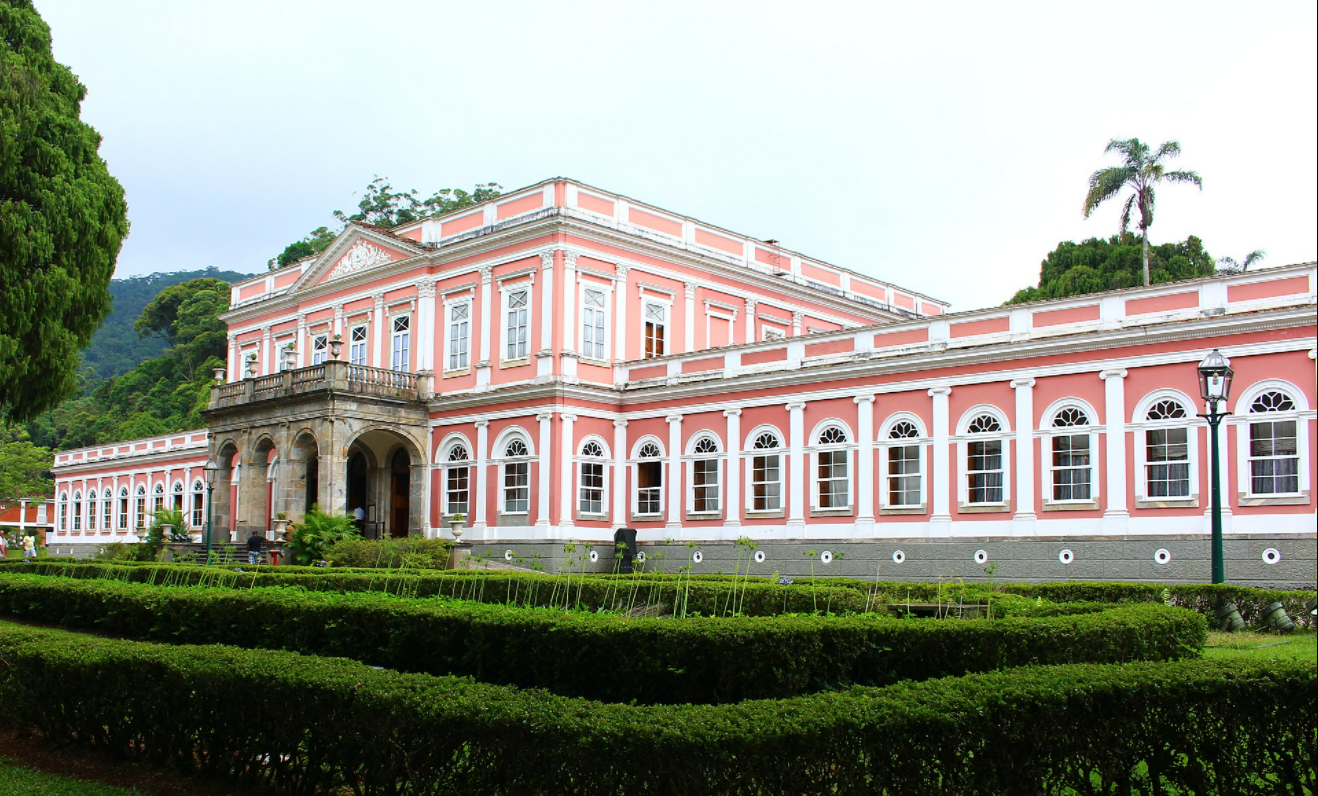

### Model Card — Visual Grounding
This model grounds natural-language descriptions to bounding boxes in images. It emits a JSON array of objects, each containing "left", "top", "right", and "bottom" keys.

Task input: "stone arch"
[{"left": 345, "top": 426, "right": 427, "bottom": 538}]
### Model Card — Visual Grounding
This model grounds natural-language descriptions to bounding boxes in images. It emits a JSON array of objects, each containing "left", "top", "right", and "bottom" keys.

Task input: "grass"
[
  {"left": 0, "top": 756, "right": 145, "bottom": 796},
  {"left": 1204, "top": 630, "right": 1317, "bottom": 662}
]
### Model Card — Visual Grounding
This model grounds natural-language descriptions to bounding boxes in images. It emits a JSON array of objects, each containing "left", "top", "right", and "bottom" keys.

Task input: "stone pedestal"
[{"left": 449, "top": 540, "right": 473, "bottom": 569}]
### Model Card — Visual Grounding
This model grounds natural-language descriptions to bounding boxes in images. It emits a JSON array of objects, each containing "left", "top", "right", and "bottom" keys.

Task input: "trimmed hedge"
[
  {"left": 0, "top": 574, "right": 1206, "bottom": 704},
  {"left": 997, "top": 580, "right": 1317, "bottom": 629},
  {"left": 0, "top": 621, "right": 1310, "bottom": 796}
]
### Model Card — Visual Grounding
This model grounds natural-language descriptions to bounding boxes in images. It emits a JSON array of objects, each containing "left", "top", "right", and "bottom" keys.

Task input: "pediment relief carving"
[{"left": 328, "top": 240, "right": 396, "bottom": 281}]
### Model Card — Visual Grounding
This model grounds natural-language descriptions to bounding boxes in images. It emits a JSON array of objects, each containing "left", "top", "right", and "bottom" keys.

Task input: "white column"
[
  {"left": 371, "top": 293, "right": 385, "bottom": 367},
  {"left": 416, "top": 279, "right": 436, "bottom": 373},
  {"left": 1099, "top": 369, "right": 1129, "bottom": 528},
  {"left": 473, "top": 420, "right": 489, "bottom": 533},
  {"left": 929, "top": 386, "right": 952, "bottom": 529},
  {"left": 539, "top": 252, "right": 555, "bottom": 356},
  {"left": 791, "top": 311, "right": 803, "bottom": 337},
  {"left": 260, "top": 326, "right": 272, "bottom": 375},
  {"left": 295, "top": 314, "right": 307, "bottom": 368},
  {"left": 744, "top": 298, "right": 757, "bottom": 344},
  {"left": 227, "top": 333, "right": 239, "bottom": 382},
  {"left": 560, "top": 413, "right": 576, "bottom": 530},
  {"left": 666, "top": 415, "right": 683, "bottom": 531},
  {"left": 477, "top": 267, "right": 493, "bottom": 389},
  {"left": 562, "top": 253, "right": 578, "bottom": 355},
  {"left": 683, "top": 282, "right": 696, "bottom": 353},
  {"left": 612, "top": 419, "right": 628, "bottom": 529},
  {"left": 1011, "top": 378, "right": 1037, "bottom": 526},
  {"left": 787, "top": 401, "right": 806, "bottom": 527},
  {"left": 19, "top": 498, "right": 28, "bottom": 535},
  {"left": 333, "top": 303, "right": 344, "bottom": 338},
  {"left": 855, "top": 394, "right": 876, "bottom": 531},
  {"left": 537, "top": 413, "right": 553, "bottom": 528},
  {"left": 613, "top": 264, "right": 630, "bottom": 364},
  {"left": 724, "top": 409, "right": 742, "bottom": 528}
]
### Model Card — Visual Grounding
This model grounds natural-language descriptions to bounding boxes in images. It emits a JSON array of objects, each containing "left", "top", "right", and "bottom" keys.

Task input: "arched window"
[
  {"left": 172, "top": 480, "right": 185, "bottom": 511},
  {"left": 101, "top": 488, "right": 113, "bottom": 532},
  {"left": 118, "top": 487, "right": 130, "bottom": 530},
  {"left": 1047, "top": 406, "right": 1094, "bottom": 503},
  {"left": 690, "top": 435, "right": 721, "bottom": 515},
  {"left": 1144, "top": 399, "right": 1190, "bottom": 499},
  {"left": 1247, "top": 391, "right": 1299, "bottom": 495},
  {"left": 135, "top": 485, "right": 147, "bottom": 529},
  {"left": 191, "top": 480, "right": 205, "bottom": 528},
  {"left": 72, "top": 491, "right": 82, "bottom": 531},
  {"left": 965, "top": 413, "right": 1004, "bottom": 505},
  {"left": 578, "top": 440, "right": 607, "bottom": 516},
  {"left": 885, "top": 420, "right": 924, "bottom": 509},
  {"left": 814, "top": 425, "right": 851, "bottom": 510},
  {"left": 444, "top": 444, "right": 471, "bottom": 517},
  {"left": 153, "top": 482, "right": 165, "bottom": 513},
  {"left": 501, "top": 438, "right": 531, "bottom": 514},
  {"left": 750, "top": 431, "right": 783, "bottom": 512},
  {"left": 58, "top": 492, "right": 68, "bottom": 533},
  {"left": 635, "top": 441, "right": 664, "bottom": 516},
  {"left": 85, "top": 490, "right": 97, "bottom": 532}
]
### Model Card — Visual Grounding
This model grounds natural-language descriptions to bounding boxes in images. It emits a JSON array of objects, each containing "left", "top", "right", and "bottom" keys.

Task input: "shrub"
[
  {"left": 91, "top": 542, "right": 157, "bottom": 562},
  {"left": 998, "top": 581, "right": 1317, "bottom": 629},
  {"left": 145, "top": 507, "right": 191, "bottom": 545},
  {"left": 325, "top": 537, "right": 452, "bottom": 569},
  {"left": 0, "top": 620, "right": 1310, "bottom": 796},
  {"left": 0, "top": 574, "right": 1206, "bottom": 704},
  {"left": 285, "top": 505, "right": 360, "bottom": 565}
]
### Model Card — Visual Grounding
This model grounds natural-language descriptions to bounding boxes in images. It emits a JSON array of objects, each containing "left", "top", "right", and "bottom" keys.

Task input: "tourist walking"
[
  {"left": 0, "top": 532, "right": 9, "bottom": 559},
  {"left": 22, "top": 532, "right": 37, "bottom": 561},
  {"left": 247, "top": 531, "right": 266, "bottom": 565}
]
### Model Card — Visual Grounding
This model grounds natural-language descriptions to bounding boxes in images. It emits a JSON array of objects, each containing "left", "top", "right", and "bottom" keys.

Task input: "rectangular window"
[
  {"left": 1051, "top": 434, "right": 1092, "bottom": 501},
  {"left": 503, "top": 462, "right": 529, "bottom": 513},
  {"left": 505, "top": 289, "right": 529, "bottom": 361},
  {"left": 1249, "top": 420, "right": 1299, "bottom": 494},
  {"left": 751, "top": 454, "right": 781, "bottom": 511},
  {"left": 643, "top": 302, "right": 666, "bottom": 359},
  {"left": 446, "top": 467, "right": 469, "bottom": 515},
  {"left": 447, "top": 302, "right": 470, "bottom": 371},
  {"left": 887, "top": 445, "right": 922, "bottom": 507},
  {"left": 154, "top": 492, "right": 164, "bottom": 513},
  {"left": 579, "top": 461, "right": 605, "bottom": 514},
  {"left": 1146, "top": 428, "right": 1190, "bottom": 498},
  {"left": 191, "top": 492, "right": 204, "bottom": 528},
  {"left": 311, "top": 335, "right": 328, "bottom": 365},
  {"left": 391, "top": 316, "right": 411, "bottom": 372},
  {"left": 693, "top": 459, "right": 720, "bottom": 513},
  {"left": 118, "top": 495, "right": 129, "bottom": 529},
  {"left": 102, "top": 498, "right": 112, "bottom": 530},
  {"left": 817, "top": 451, "right": 849, "bottom": 509},
  {"left": 350, "top": 325, "right": 368, "bottom": 366},
  {"left": 135, "top": 493, "right": 146, "bottom": 528},
  {"left": 582, "top": 288, "right": 607, "bottom": 360},
  {"left": 966, "top": 440, "right": 1003, "bottom": 504},
  {"left": 637, "top": 461, "right": 663, "bottom": 514},
  {"left": 72, "top": 500, "right": 81, "bottom": 531}
]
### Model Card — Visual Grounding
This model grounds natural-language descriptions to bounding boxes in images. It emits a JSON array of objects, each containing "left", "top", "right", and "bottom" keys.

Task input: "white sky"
[{"left": 36, "top": 0, "right": 1318, "bottom": 310}]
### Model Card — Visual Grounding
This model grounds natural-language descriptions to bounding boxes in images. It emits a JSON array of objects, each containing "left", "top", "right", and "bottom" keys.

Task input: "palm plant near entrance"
[{"left": 1083, "top": 138, "right": 1203, "bottom": 286}]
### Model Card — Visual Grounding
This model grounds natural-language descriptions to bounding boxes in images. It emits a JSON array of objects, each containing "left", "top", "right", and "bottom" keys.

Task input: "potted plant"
[
  {"left": 213, "top": 366, "right": 227, "bottom": 383},
  {"left": 272, "top": 512, "right": 290, "bottom": 535},
  {"left": 245, "top": 352, "right": 258, "bottom": 378},
  {"left": 329, "top": 333, "right": 344, "bottom": 360},
  {"left": 449, "top": 512, "right": 466, "bottom": 540}
]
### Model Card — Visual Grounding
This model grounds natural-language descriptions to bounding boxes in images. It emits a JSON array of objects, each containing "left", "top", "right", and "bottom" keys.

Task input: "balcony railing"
[{"left": 209, "top": 361, "right": 425, "bottom": 409}]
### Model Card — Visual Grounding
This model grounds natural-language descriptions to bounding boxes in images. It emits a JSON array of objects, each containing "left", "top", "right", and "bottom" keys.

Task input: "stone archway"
[
  {"left": 213, "top": 440, "right": 240, "bottom": 543},
  {"left": 345, "top": 428, "right": 426, "bottom": 537}
]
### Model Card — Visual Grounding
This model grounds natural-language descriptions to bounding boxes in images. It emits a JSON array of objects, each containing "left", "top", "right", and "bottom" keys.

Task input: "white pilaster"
[
  {"left": 787, "top": 401, "right": 806, "bottom": 527},
  {"left": 1011, "top": 378, "right": 1037, "bottom": 526},
  {"left": 473, "top": 420, "right": 489, "bottom": 533},
  {"left": 929, "top": 386, "right": 952, "bottom": 529},
  {"left": 560, "top": 413, "right": 577, "bottom": 530},
  {"left": 416, "top": 279, "right": 436, "bottom": 373},
  {"left": 260, "top": 326, "right": 272, "bottom": 375},
  {"left": 1100, "top": 369, "right": 1129, "bottom": 529},
  {"left": 723, "top": 409, "right": 742, "bottom": 527},
  {"left": 684, "top": 282, "right": 696, "bottom": 353},
  {"left": 539, "top": 252, "right": 555, "bottom": 356},
  {"left": 745, "top": 298, "right": 757, "bottom": 344},
  {"left": 854, "top": 395, "right": 876, "bottom": 532},
  {"left": 227, "top": 333, "right": 239, "bottom": 382},
  {"left": 295, "top": 314, "right": 307, "bottom": 368},
  {"left": 613, "top": 264, "right": 630, "bottom": 363},
  {"left": 612, "top": 419, "right": 628, "bottom": 529},
  {"left": 332, "top": 304, "right": 344, "bottom": 338},
  {"left": 562, "top": 253, "right": 578, "bottom": 358},
  {"left": 666, "top": 415, "right": 683, "bottom": 530},
  {"left": 528, "top": 413, "right": 550, "bottom": 529},
  {"left": 791, "top": 311, "right": 803, "bottom": 337},
  {"left": 477, "top": 267, "right": 493, "bottom": 389},
  {"left": 371, "top": 293, "right": 385, "bottom": 368}
]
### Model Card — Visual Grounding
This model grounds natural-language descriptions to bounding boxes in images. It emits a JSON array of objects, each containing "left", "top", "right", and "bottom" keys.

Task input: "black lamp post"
[
  {"left": 1196, "top": 349, "right": 1234, "bottom": 584},
  {"left": 203, "top": 459, "right": 220, "bottom": 565}
]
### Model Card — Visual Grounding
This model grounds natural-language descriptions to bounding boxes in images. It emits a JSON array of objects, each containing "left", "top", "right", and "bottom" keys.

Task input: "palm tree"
[
  {"left": 1218, "top": 249, "right": 1266, "bottom": 273},
  {"left": 1082, "top": 138, "right": 1203, "bottom": 286}
]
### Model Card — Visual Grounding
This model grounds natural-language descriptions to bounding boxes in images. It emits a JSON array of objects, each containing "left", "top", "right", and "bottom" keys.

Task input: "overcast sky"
[{"left": 36, "top": 0, "right": 1318, "bottom": 311}]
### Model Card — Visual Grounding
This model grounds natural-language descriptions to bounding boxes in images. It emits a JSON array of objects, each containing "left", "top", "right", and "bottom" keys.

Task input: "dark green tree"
[
  {"left": 1217, "top": 249, "right": 1266, "bottom": 273},
  {"left": 1008, "top": 234, "right": 1215, "bottom": 304},
  {"left": 268, "top": 178, "right": 502, "bottom": 270},
  {"left": 0, "top": 0, "right": 129, "bottom": 421},
  {"left": 1082, "top": 138, "right": 1202, "bottom": 287},
  {"left": 134, "top": 277, "right": 230, "bottom": 378},
  {"left": 0, "top": 426, "right": 52, "bottom": 497}
]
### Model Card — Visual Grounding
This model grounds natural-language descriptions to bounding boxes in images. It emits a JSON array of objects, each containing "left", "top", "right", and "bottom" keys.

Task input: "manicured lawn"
[
  {"left": 0, "top": 756, "right": 145, "bottom": 796},
  {"left": 1204, "top": 630, "right": 1317, "bottom": 662}
]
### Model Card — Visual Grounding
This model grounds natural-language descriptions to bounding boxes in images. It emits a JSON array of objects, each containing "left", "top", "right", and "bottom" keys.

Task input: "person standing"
[
  {"left": 353, "top": 505, "right": 366, "bottom": 536},
  {"left": 22, "top": 532, "right": 37, "bottom": 561},
  {"left": 247, "top": 531, "right": 266, "bottom": 565},
  {"left": 0, "top": 532, "right": 9, "bottom": 560}
]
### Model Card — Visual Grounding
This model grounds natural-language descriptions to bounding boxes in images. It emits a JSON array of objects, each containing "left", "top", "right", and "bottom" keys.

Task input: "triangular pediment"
[{"left": 290, "top": 223, "right": 426, "bottom": 291}]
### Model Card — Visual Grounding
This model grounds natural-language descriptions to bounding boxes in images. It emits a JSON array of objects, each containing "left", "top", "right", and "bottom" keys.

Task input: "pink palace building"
[{"left": 50, "top": 179, "right": 1317, "bottom": 585}]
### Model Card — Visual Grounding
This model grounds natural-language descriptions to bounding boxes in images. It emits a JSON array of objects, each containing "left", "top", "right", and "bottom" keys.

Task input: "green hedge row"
[
  {"left": 0, "top": 559, "right": 869, "bottom": 616},
  {"left": 0, "top": 621, "right": 1309, "bottom": 796},
  {"left": 0, "top": 573, "right": 1206, "bottom": 704},
  {"left": 996, "top": 581, "right": 1317, "bottom": 629}
]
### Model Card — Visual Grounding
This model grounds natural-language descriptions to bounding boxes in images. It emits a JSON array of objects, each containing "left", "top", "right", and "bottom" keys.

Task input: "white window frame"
[
  {"left": 153, "top": 482, "right": 165, "bottom": 513},
  {"left": 72, "top": 491, "right": 82, "bottom": 531},
  {"left": 101, "top": 487, "right": 113, "bottom": 532},
  {"left": 641, "top": 298, "right": 670, "bottom": 360},
  {"left": 135, "top": 485, "right": 147, "bottom": 529},
  {"left": 311, "top": 334, "right": 329, "bottom": 366},
  {"left": 445, "top": 298, "right": 472, "bottom": 373},
  {"left": 172, "top": 479, "right": 185, "bottom": 512},
  {"left": 630, "top": 437, "right": 666, "bottom": 518},
  {"left": 496, "top": 434, "right": 534, "bottom": 516},
  {"left": 879, "top": 413, "right": 928, "bottom": 514},
  {"left": 190, "top": 480, "right": 205, "bottom": 528},
  {"left": 575, "top": 436, "right": 611, "bottom": 519},
  {"left": 501, "top": 283, "right": 533, "bottom": 364},
  {"left": 438, "top": 436, "right": 473, "bottom": 517},
  {"left": 684, "top": 433, "right": 723, "bottom": 518},
  {"left": 1039, "top": 399, "right": 1101, "bottom": 510},
  {"left": 349, "top": 324, "right": 368, "bottom": 366},
  {"left": 58, "top": 491, "right": 68, "bottom": 533},
  {"left": 579, "top": 282, "right": 612, "bottom": 363},
  {"left": 390, "top": 314, "right": 411, "bottom": 372},
  {"left": 118, "top": 487, "right": 130, "bottom": 530},
  {"left": 808, "top": 421, "right": 854, "bottom": 514},
  {"left": 1131, "top": 390, "right": 1200, "bottom": 508},
  {"left": 955, "top": 406, "right": 1012, "bottom": 512},
  {"left": 744, "top": 426, "right": 785, "bottom": 514},
  {"left": 1233, "top": 380, "right": 1311, "bottom": 505}
]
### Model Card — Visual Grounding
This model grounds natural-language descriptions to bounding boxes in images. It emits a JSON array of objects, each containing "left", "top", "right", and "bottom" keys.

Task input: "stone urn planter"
[
  {"left": 271, "top": 518, "right": 290, "bottom": 537},
  {"left": 449, "top": 515, "right": 466, "bottom": 541}
]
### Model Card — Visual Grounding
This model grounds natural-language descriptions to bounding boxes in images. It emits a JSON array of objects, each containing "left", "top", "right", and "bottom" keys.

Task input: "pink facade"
[{"left": 49, "top": 180, "right": 1316, "bottom": 575}]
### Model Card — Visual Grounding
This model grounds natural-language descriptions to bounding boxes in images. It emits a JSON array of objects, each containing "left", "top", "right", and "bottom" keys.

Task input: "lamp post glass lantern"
[
  {"left": 203, "top": 459, "right": 220, "bottom": 564},
  {"left": 1196, "top": 349, "right": 1233, "bottom": 584}
]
